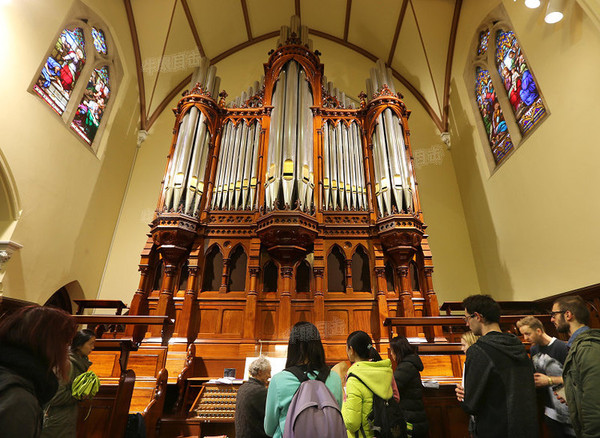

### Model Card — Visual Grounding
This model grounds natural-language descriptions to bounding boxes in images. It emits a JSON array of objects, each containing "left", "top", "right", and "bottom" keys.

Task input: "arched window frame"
[
  {"left": 467, "top": 12, "right": 548, "bottom": 171},
  {"left": 28, "top": 2, "right": 122, "bottom": 154}
]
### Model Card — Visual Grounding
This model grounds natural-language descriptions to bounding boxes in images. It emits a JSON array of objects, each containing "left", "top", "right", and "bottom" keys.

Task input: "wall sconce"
[{"left": 545, "top": 0, "right": 566, "bottom": 23}]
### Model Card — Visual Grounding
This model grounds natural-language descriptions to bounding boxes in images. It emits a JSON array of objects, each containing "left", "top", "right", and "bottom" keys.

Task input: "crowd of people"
[{"left": 0, "top": 293, "right": 598, "bottom": 438}]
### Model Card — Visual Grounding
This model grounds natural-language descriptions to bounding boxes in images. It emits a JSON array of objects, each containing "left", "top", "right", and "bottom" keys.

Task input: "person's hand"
[
  {"left": 455, "top": 383, "right": 465, "bottom": 402},
  {"left": 554, "top": 390, "right": 567, "bottom": 405},
  {"left": 533, "top": 373, "right": 549, "bottom": 387}
]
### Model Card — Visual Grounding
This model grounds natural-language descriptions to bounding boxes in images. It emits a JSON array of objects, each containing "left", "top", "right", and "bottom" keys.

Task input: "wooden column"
[
  {"left": 243, "top": 266, "right": 260, "bottom": 339},
  {"left": 177, "top": 265, "right": 199, "bottom": 343},
  {"left": 153, "top": 264, "right": 178, "bottom": 337},
  {"left": 219, "top": 258, "right": 230, "bottom": 293},
  {"left": 278, "top": 265, "right": 294, "bottom": 338},
  {"left": 397, "top": 265, "right": 418, "bottom": 337},
  {"left": 424, "top": 267, "right": 444, "bottom": 340},
  {"left": 313, "top": 266, "right": 325, "bottom": 331},
  {"left": 375, "top": 266, "right": 390, "bottom": 341},
  {"left": 345, "top": 259, "right": 353, "bottom": 292},
  {"left": 129, "top": 265, "right": 151, "bottom": 316}
]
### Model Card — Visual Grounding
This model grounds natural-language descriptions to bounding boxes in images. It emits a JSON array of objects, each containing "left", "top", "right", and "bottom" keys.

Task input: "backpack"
[
  {"left": 347, "top": 373, "right": 407, "bottom": 438},
  {"left": 282, "top": 366, "right": 347, "bottom": 438}
]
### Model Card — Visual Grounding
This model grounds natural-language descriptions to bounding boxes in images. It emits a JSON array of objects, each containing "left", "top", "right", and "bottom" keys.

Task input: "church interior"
[{"left": 0, "top": 0, "right": 599, "bottom": 436}]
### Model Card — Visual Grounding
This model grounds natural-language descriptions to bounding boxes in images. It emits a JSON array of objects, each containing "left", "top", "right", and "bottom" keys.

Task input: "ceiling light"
[
  {"left": 524, "top": 0, "right": 540, "bottom": 8},
  {"left": 545, "top": 0, "right": 566, "bottom": 23}
]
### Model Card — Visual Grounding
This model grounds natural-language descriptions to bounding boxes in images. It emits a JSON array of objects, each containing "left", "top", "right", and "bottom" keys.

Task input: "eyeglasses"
[
  {"left": 549, "top": 310, "right": 567, "bottom": 318},
  {"left": 464, "top": 313, "right": 476, "bottom": 322}
]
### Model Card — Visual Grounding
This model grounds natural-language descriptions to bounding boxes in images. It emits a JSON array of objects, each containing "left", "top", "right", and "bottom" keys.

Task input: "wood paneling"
[
  {"left": 221, "top": 309, "right": 244, "bottom": 335},
  {"left": 89, "top": 351, "right": 121, "bottom": 378},
  {"left": 198, "top": 309, "right": 219, "bottom": 334},
  {"left": 420, "top": 355, "right": 454, "bottom": 377}
]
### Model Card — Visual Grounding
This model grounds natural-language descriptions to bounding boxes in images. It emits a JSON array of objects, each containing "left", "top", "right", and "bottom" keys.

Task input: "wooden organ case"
[{"left": 128, "top": 16, "right": 443, "bottom": 381}]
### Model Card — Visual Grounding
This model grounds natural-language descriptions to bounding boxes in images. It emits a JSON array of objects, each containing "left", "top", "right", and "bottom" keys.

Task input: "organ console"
[{"left": 128, "top": 14, "right": 443, "bottom": 377}]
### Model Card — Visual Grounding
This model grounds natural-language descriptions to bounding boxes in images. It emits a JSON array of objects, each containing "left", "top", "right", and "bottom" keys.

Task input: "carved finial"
[
  {"left": 218, "top": 90, "right": 228, "bottom": 108},
  {"left": 358, "top": 91, "right": 367, "bottom": 108}
]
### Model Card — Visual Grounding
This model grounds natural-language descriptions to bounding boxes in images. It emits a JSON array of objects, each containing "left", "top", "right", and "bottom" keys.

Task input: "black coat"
[
  {"left": 234, "top": 377, "right": 269, "bottom": 438},
  {"left": 0, "top": 344, "right": 59, "bottom": 438},
  {"left": 394, "top": 354, "right": 429, "bottom": 438}
]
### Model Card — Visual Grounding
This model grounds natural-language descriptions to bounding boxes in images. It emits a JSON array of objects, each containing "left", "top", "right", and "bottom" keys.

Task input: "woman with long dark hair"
[
  {"left": 42, "top": 329, "right": 96, "bottom": 437},
  {"left": 0, "top": 305, "right": 77, "bottom": 438},
  {"left": 342, "top": 330, "right": 394, "bottom": 438},
  {"left": 389, "top": 336, "right": 428, "bottom": 437},
  {"left": 264, "top": 321, "right": 343, "bottom": 438}
]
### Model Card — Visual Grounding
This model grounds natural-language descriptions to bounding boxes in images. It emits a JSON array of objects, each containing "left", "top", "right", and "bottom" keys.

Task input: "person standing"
[
  {"left": 264, "top": 322, "right": 343, "bottom": 438},
  {"left": 235, "top": 356, "right": 271, "bottom": 438},
  {"left": 389, "top": 336, "right": 429, "bottom": 438},
  {"left": 342, "top": 330, "right": 394, "bottom": 438},
  {"left": 551, "top": 296, "right": 600, "bottom": 438},
  {"left": 41, "top": 329, "right": 96, "bottom": 438},
  {"left": 455, "top": 294, "right": 538, "bottom": 438},
  {"left": 517, "top": 316, "right": 573, "bottom": 437},
  {"left": 0, "top": 306, "right": 77, "bottom": 438}
]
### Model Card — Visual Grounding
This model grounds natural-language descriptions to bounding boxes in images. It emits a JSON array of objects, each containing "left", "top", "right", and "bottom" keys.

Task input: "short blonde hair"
[
  {"left": 461, "top": 331, "right": 480, "bottom": 348},
  {"left": 516, "top": 316, "right": 544, "bottom": 332},
  {"left": 248, "top": 356, "right": 271, "bottom": 377}
]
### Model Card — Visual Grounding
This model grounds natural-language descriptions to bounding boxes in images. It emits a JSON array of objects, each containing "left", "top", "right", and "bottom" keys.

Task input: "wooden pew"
[
  {"left": 74, "top": 299, "right": 129, "bottom": 315},
  {"left": 76, "top": 369, "right": 135, "bottom": 438}
]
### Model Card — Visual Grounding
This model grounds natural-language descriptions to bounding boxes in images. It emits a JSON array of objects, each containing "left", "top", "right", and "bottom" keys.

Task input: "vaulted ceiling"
[{"left": 124, "top": 0, "right": 463, "bottom": 132}]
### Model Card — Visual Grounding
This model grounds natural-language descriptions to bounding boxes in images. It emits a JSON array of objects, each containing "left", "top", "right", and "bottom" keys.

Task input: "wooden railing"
[
  {"left": 383, "top": 314, "right": 553, "bottom": 342},
  {"left": 74, "top": 299, "right": 128, "bottom": 315}
]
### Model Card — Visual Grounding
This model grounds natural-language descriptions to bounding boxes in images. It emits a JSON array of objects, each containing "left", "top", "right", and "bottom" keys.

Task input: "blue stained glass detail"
[{"left": 92, "top": 27, "right": 107, "bottom": 55}]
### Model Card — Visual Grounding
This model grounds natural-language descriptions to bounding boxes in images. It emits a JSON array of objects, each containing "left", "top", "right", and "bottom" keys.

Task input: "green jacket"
[
  {"left": 342, "top": 359, "right": 394, "bottom": 438},
  {"left": 41, "top": 352, "right": 91, "bottom": 438},
  {"left": 563, "top": 329, "right": 600, "bottom": 438}
]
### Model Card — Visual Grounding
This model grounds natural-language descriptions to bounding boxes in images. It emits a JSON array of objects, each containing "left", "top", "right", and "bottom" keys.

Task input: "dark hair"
[
  {"left": 347, "top": 330, "right": 382, "bottom": 361},
  {"left": 462, "top": 294, "right": 501, "bottom": 324},
  {"left": 286, "top": 321, "right": 330, "bottom": 380},
  {"left": 390, "top": 336, "right": 416, "bottom": 362},
  {"left": 0, "top": 305, "right": 77, "bottom": 380},
  {"left": 71, "top": 329, "right": 96, "bottom": 353},
  {"left": 555, "top": 296, "right": 590, "bottom": 325}
]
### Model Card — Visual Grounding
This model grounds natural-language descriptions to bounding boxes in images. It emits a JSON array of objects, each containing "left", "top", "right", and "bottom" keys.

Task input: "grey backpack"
[{"left": 283, "top": 366, "right": 347, "bottom": 438}]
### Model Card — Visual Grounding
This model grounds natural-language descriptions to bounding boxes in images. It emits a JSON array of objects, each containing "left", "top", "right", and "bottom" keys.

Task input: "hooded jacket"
[
  {"left": 342, "top": 359, "right": 394, "bottom": 438},
  {"left": 461, "top": 331, "right": 538, "bottom": 438},
  {"left": 394, "top": 354, "right": 428, "bottom": 437},
  {"left": 41, "top": 352, "right": 92, "bottom": 438},
  {"left": 0, "top": 344, "right": 59, "bottom": 438},
  {"left": 563, "top": 328, "right": 600, "bottom": 438}
]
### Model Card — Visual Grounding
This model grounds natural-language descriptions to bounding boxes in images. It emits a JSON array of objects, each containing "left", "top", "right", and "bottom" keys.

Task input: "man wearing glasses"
[
  {"left": 455, "top": 294, "right": 538, "bottom": 438},
  {"left": 551, "top": 296, "right": 600, "bottom": 438}
]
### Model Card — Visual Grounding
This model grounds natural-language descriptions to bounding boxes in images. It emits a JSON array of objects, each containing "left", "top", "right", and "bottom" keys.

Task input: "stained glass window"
[
  {"left": 477, "top": 29, "right": 490, "bottom": 56},
  {"left": 475, "top": 67, "right": 514, "bottom": 164},
  {"left": 92, "top": 27, "right": 107, "bottom": 55},
  {"left": 495, "top": 30, "right": 546, "bottom": 135},
  {"left": 70, "top": 66, "right": 110, "bottom": 144},
  {"left": 33, "top": 28, "right": 86, "bottom": 115}
]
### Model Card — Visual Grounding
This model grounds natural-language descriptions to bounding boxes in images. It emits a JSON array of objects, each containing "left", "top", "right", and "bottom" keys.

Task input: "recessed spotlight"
[
  {"left": 545, "top": 0, "right": 566, "bottom": 23},
  {"left": 525, "top": 0, "right": 541, "bottom": 8}
]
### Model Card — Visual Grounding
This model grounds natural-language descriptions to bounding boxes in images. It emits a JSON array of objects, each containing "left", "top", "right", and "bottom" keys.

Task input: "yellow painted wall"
[
  {"left": 99, "top": 36, "right": 480, "bottom": 305},
  {"left": 0, "top": 0, "right": 139, "bottom": 303},
  {"left": 449, "top": 0, "right": 600, "bottom": 300}
]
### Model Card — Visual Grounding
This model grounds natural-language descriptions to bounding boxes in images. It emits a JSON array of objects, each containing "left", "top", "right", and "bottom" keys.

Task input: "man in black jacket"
[
  {"left": 235, "top": 356, "right": 271, "bottom": 438},
  {"left": 455, "top": 294, "right": 539, "bottom": 438}
]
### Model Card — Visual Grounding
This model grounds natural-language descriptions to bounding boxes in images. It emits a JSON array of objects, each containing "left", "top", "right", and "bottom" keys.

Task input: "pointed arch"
[
  {"left": 0, "top": 148, "right": 21, "bottom": 239},
  {"left": 178, "top": 259, "right": 189, "bottom": 291},
  {"left": 153, "top": 258, "right": 164, "bottom": 291},
  {"left": 327, "top": 245, "right": 346, "bottom": 292},
  {"left": 385, "top": 261, "right": 395, "bottom": 293},
  {"left": 263, "top": 260, "right": 278, "bottom": 293},
  {"left": 351, "top": 245, "right": 371, "bottom": 292},
  {"left": 296, "top": 259, "right": 311, "bottom": 293},
  {"left": 202, "top": 245, "right": 223, "bottom": 291},
  {"left": 228, "top": 245, "right": 247, "bottom": 291},
  {"left": 409, "top": 261, "right": 420, "bottom": 291}
]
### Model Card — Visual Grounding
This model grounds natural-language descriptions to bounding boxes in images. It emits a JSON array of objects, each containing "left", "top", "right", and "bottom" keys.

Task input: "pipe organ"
[{"left": 129, "top": 16, "right": 442, "bottom": 368}]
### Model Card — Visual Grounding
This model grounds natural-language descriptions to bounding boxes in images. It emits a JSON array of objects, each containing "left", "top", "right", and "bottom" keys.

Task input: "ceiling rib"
[
  {"left": 343, "top": 0, "right": 352, "bottom": 41},
  {"left": 124, "top": 0, "right": 147, "bottom": 130},
  {"left": 309, "top": 29, "right": 443, "bottom": 130},
  {"left": 147, "top": 0, "right": 178, "bottom": 114},
  {"left": 147, "top": 31, "right": 279, "bottom": 129},
  {"left": 387, "top": 0, "right": 409, "bottom": 66},
  {"left": 442, "top": 0, "right": 462, "bottom": 131},
  {"left": 241, "top": 0, "right": 253, "bottom": 41},
  {"left": 410, "top": 0, "right": 442, "bottom": 116},
  {"left": 181, "top": 0, "right": 205, "bottom": 57},
  {"left": 144, "top": 28, "right": 444, "bottom": 131}
]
